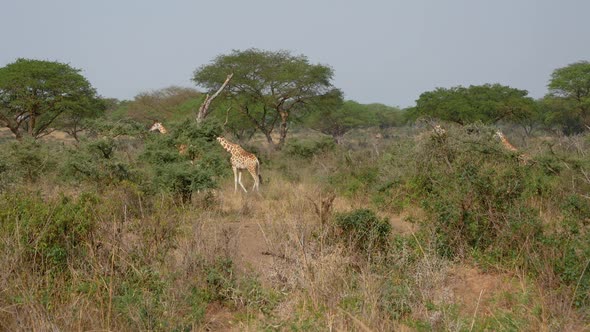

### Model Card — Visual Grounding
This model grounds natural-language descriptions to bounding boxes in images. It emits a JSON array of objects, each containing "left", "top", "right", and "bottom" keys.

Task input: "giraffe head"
[
  {"left": 433, "top": 124, "right": 446, "bottom": 136},
  {"left": 149, "top": 121, "right": 167, "bottom": 134},
  {"left": 216, "top": 136, "right": 233, "bottom": 152}
]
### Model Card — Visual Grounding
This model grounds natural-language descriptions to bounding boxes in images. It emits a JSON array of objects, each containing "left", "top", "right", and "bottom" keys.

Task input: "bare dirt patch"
[{"left": 445, "top": 265, "right": 516, "bottom": 317}]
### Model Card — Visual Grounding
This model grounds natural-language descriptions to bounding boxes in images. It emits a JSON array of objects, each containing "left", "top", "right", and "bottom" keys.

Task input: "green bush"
[
  {"left": 2, "top": 138, "right": 57, "bottom": 183},
  {"left": 0, "top": 191, "right": 98, "bottom": 273},
  {"left": 327, "top": 150, "right": 380, "bottom": 198},
  {"left": 141, "top": 119, "right": 227, "bottom": 202},
  {"left": 389, "top": 127, "right": 544, "bottom": 259},
  {"left": 284, "top": 137, "right": 335, "bottom": 159},
  {"left": 63, "top": 137, "right": 138, "bottom": 186},
  {"left": 334, "top": 209, "right": 391, "bottom": 253}
]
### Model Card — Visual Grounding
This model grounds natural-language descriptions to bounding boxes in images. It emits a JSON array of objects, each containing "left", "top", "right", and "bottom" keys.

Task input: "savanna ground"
[{"left": 0, "top": 124, "right": 589, "bottom": 331}]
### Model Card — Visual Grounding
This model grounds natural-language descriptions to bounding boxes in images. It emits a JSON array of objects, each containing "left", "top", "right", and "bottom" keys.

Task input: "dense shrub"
[
  {"left": 334, "top": 208, "right": 391, "bottom": 254},
  {"left": 141, "top": 119, "right": 228, "bottom": 202},
  {"left": 383, "top": 126, "right": 542, "bottom": 259},
  {"left": 326, "top": 150, "right": 380, "bottom": 198},
  {"left": 63, "top": 137, "right": 138, "bottom": 186},
  {"left": 284, "top": 136, "right": 335, "bottom": 159},
  {"left": 0, "top": 191, "right": 98, "bottom": 273},
  {"left": 2, "top": 138, "right": 57, "bottom": 183}
]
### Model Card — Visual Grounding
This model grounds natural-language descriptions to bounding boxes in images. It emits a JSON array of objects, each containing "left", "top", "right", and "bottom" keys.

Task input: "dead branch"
[
  {"left": 222, "top": 107, "right": 231, "bottom": 128},
  {"left": 196, "top": 73, "right": 233, "bottom": 124}
]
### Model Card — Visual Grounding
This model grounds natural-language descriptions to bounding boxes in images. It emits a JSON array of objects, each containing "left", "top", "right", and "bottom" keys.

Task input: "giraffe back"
[{"left": 217, "top": 137, "right": 259, "bottom": 169}]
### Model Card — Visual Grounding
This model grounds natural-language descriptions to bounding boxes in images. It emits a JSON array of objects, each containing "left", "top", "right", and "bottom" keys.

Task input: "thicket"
[
  {"left": 0, "top": 120, "right": 589, "bottom": 329},
  {"left": 375, "top": 125, "right": 590, "bottom": 311}
]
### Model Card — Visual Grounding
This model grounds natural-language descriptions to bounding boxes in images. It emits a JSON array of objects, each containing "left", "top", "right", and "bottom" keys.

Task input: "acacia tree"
[
  {"left": 304, "top": 94, "right": 365, "bottom": 143},
  {"left": 408, "top": 84, "right": 534, "bottom": 125},
  {"left": 192, "top": 49, "right": 336, "bottom": 149},
  {"left": 0, "top": 59, "right": 103, "bottom": 139},
  {"left": 124, "top": 86, "right": 203, "bottom": 123},
  {"left": 57, "top": 96, "right": 107, "bottom": 141},
  {"left": 547, "top": 61, "right": 590, "bottom": 134}
]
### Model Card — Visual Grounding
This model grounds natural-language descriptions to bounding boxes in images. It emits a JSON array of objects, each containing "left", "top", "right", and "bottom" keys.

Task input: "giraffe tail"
[{"left": 256, "top": 160, "right": 262, "bottom": 184}]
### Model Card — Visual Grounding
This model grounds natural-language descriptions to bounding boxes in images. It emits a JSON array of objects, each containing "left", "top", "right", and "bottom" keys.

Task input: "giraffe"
[
  {"left": 148, "top": 121, "right": 192, "bottom": 163},
  {"left": 216, "top": 136, "right": 261, "bottom": 193},
  {"left": 433, "top": 124, "right": 446, "bottom": 136},
  {"left": 149, "top": 121, "right": 169, "bottom": 134},
  {"left": 494, "top": 130, "right": 530, "bottom": 165}
]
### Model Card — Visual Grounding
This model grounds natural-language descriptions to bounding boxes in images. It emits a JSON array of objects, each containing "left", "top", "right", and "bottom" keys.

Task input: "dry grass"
[{"left": 1, "top": 127, "right": 589, "bottom": 331}]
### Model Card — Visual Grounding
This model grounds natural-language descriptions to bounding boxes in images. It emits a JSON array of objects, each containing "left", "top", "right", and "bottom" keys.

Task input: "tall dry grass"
[{"left": 1, "top": 126, "right": 589, "bottom": 331}]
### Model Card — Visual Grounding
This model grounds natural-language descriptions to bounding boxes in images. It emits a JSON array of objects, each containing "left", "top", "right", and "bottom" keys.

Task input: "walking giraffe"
[
  {"left": 494, "top": 130, "right": 530, "bottom": 165},
  {"left": 148, "top": 121, "right": 191, "bottom": 163},
  {"left": 216, "top": 136, "right": 261, "bottom": 193}
]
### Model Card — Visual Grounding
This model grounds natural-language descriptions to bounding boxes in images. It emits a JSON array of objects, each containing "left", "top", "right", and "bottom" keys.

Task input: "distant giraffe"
[
  {"left": 149, "top": 121, "right": 169, "bottom": 134},
  {"left": 433, "top": 124, "right": 446, "bottom": 136},
  {"left": 494, "top": 130, "right": 530, "bottom": 165},
  {"left": 148, "top": 121, "right": 192, "bottom": 163},
  {"left": 216, "top": 136, "right": 261, "bottom": 193}
]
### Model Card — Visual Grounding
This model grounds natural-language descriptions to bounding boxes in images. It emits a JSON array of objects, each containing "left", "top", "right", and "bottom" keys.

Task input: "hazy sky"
[{"left": 1, "top": 0, "right": 589, "bottom": 107}]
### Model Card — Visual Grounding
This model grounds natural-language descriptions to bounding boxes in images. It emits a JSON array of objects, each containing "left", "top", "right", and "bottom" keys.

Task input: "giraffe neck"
[
  {"left": 150, "top": 122, "right": 168, "bottom": 134},
  {"left": 499, "top": 135, "right": 518, "bottom": 152},
  {"left": 217, "top": 137, "right": 239, "bottom": 154}
]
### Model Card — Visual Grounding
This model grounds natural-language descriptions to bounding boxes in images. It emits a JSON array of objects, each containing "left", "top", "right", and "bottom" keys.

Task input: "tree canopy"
[
  {"left": 547, "top": 61, "right": 590, "bottom": 134},
  {"left": 0, "top": 58, "right": 103, "bottom": 139},
  {"left": 304, "top": 96, "right": 403, "bottom": 143},
  {"left": 408, "top": 84, "right": 534, "bottom": 125},
  {"left": 117, "top": 86, "right": 203, "bottom": 124},
  {"left": 192, "top": 48, "right": 337, "bottom": 149}
]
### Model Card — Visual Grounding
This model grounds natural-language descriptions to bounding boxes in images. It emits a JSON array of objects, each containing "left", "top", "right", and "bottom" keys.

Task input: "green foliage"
[
  {"left": 404, "top": 127, "right": 544, "bottom": 258},
  {"left": 1, "top": 138, "right": 57, "bottom": 183},
  {"left": 543, "top": 194, "right": 590, "bottom": 308},
  {"left": 327, "top": 151, "right": 380, "bottom": 198},
  {"left": 63, "top": 137, "right": 137, "bottom": 186},
  {"left": 0, "top": 156, "right": 9, "bottom": 192},
  {"left": 141, "top": 119, "right": 226, "bottom": 202},
  {"left": 119, "top": 86, "right": 203, "bottom": 123},
  {"left": 114, "top": 267, "right": 170, "bottom": 330},
  {"left": 193, "top": 48, "right": 338, "bottom": 148},
  {"left": 0, "top": 191, "right": 98, "bottom": 273},
  {"left": 547, "top": 61, "right": 590, "bottom": 134},
  {"left": 367, "top": 102, "right": 406, "bottom": 129},
  {"left": 284, "top": 136, "right": 336, "bottom": 159},
  {"left": 334, "top": 209, "right": 391, "bottom": 253},
  {"left": 86, "top": 117, "right": 146, "bottom": 138},
  {"left": 304, "top": 98, "right": 403, "bottom": 143},
  {"left": 379, "top": 279, "right": 414, "bottom": 320},
  {"left": 204, "top": 258, "right": 279, "bottom": 314},
  {"left": 409, "top": 84, "right": 534, "bottom": 125},
  {"left": 0, "top": 58, "right": 102, "bottom": 139}
]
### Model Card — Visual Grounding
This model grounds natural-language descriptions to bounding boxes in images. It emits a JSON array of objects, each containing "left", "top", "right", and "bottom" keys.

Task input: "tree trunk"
[
  {"left": 264, "top": 132, "right": 277, "bottom": 150},
  {"left": 277, "top": 111, "right": 289, "bottom": 149},
  {"left": 28, "top": 114, "right": 36, "bottom": 137},
  {"left": 9, "top": 126, "right": 22, "bottom": 140}
]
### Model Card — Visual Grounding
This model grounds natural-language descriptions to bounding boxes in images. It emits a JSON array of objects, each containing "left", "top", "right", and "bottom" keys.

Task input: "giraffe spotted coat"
[{"left": 217, "top": 137, "right": 261, "bottom": 193}]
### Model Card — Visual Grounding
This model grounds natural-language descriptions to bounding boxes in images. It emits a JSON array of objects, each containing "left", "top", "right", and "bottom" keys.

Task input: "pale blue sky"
[{"left": 1, "top": 0, "right": 589, "bottom": 107}]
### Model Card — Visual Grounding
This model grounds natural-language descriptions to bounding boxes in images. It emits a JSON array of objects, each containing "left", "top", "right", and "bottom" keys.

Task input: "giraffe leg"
[
  {"left": 233, "top": 166, "right": 239, "bottom": 193},
  {"left": 238, "top": 170, "right": 248, "bottom": 193},
  {"left": 248, "top": 167, "right": 259, "bottom": 191}
]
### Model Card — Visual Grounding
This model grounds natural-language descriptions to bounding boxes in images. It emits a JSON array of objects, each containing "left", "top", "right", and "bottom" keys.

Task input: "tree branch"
[{"left": 196, "top": 73, "right": 233, "bottom": 124}]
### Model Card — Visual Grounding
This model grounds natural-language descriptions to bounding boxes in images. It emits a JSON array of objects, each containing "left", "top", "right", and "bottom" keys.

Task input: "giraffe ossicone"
[{"left": 216, "top": 136, "right": 261, "bottom": 193}]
